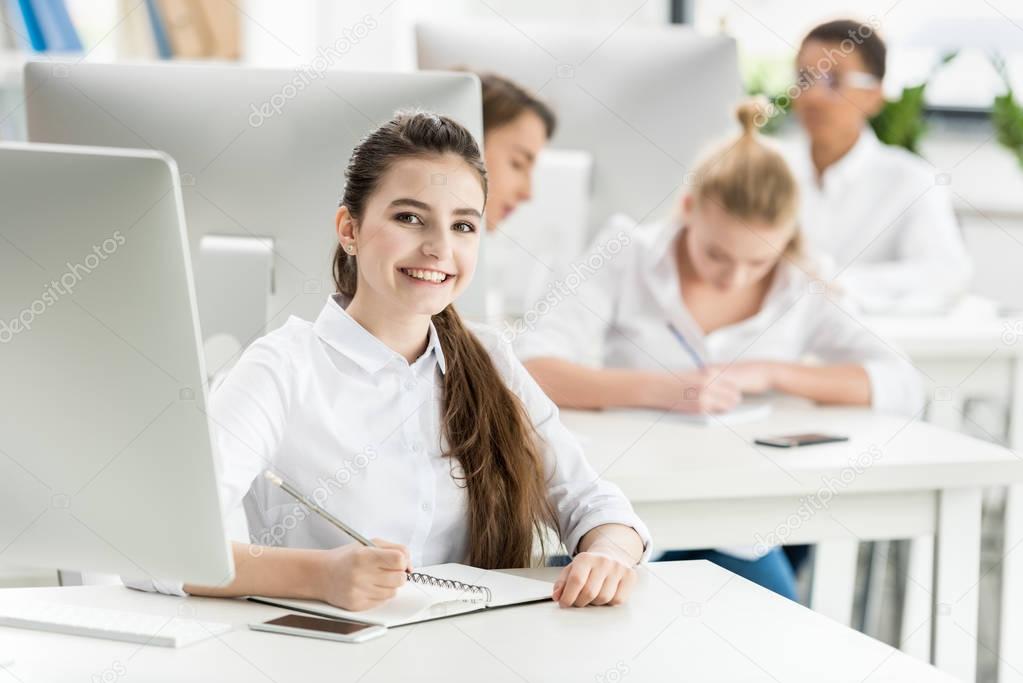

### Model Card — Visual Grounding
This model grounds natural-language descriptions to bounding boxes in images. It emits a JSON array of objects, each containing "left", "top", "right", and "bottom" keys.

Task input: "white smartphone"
[{"left": 249, "top": 614, "right": 387, "bottom": 643}]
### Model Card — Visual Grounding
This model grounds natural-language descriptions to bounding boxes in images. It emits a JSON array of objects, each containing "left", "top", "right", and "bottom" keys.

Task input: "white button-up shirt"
[
  {"left": 127, "top": 294, "right": 649, "bottom": 595},
  {"left": 783, "top": 128, "right": 972, "bottom": 314},
  {"left": 511, "top": 216, "right": 924, "bottom": 417}
]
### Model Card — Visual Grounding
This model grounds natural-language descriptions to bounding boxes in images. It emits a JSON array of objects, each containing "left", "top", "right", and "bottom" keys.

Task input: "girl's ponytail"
[{"left": 689, "top": 99, "right": 803, "bottom": 261}]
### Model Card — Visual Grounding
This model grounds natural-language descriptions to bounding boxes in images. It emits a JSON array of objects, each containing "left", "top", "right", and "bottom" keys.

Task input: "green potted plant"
[{"left": 992, "top": 55, "right": 1023, "bottom": 168}]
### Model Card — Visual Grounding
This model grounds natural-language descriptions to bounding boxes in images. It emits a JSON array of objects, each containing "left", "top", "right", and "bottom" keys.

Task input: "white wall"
[
  {"left": 240, "top": 0, "right": 669, "bottom": 71},
  {"left": 694, "top": 0, "right": 1023, "bottom": 107},
  {"left": 923, "top": 130, "right": 1023, "bottom": 312}
]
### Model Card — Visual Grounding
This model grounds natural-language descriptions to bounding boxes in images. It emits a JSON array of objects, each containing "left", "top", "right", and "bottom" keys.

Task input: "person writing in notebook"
[
  {"left": 127, "top": 112, "right": 649, "bottom": 610},
  {"left": 513, "top": 101, "right": 922, "bottom": 599},
  {"left": 784, "top": 19, "right": 971, "bottom": 313}
]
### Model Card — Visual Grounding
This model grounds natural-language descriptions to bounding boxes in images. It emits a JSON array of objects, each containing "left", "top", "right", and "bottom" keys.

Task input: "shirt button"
[
  {"left": 403, "top": 377, "right": 416, "bottom": 390},
  {"left": 421, "top": 502, "right": 430, "bottom": 512},
  {"left": 410, "top": 442, "right": 422, "bottom": 453}
]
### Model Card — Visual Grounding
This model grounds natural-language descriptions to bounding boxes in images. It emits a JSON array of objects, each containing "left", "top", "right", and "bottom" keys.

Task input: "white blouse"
[
  {"left": 512, "top": 216, "right": 924, "bottom": 417},
  {"left": 128, "top": 294, "right": 650, "bottom": 595},
  {"left": 782, "top": 128, "right": 972, "bottom": 314}
]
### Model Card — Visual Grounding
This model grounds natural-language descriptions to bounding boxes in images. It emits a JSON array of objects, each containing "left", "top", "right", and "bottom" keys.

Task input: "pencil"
[
  {"left": 666, "top": 322, "right": 706, "bottom": 369},
  {"left": 262, "top": 471, "right": 492, "bottom": 600},
  {"left": 263, "top": 470, "right": 376, "bottom": 547}
]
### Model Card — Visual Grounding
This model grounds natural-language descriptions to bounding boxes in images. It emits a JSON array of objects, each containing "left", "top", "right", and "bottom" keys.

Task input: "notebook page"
[
  {"left": 248, "top": 563, "right": 553, "bottom": 626},
  {"left": 249, "top": 579, "right": 479, "bottom": 627},
  {"left": 621, "top": 401, "right": 773, "bottom": 426}
]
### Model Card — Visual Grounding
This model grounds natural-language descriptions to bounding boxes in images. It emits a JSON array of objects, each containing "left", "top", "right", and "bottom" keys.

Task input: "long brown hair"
[
  {"left": 690, "top": 100, "right": 804, "bottom": 262},
  {"left": 333, "top": 111, "right": 556, "bottom": 568}
]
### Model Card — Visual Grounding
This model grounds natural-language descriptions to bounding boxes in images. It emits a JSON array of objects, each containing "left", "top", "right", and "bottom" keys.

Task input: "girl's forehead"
[
  {"left": 797, "top": 40, "right": 869, "bottom": 73},
  {"left": 694, "top": 209, "right": 793, "bottom": 260},
  {"left": 370, "top": 156, "right": 485, "bottom": 208}
]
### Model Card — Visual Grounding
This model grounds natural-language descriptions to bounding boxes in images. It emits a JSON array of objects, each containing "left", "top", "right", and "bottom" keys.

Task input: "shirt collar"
[
  {"left": 811, "top": 126, "right": 880, "bottom": 190},
  {"left": 312, "top": 294, "right": 447, "bottom": 375},
  {"left": 648, "top": 217, "right": 685, "bottom": 268}
]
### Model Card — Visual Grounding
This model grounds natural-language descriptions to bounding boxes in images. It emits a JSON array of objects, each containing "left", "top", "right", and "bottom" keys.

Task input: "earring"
[{"left": 345, "top": 244, "right": 356, "bottom": 255}]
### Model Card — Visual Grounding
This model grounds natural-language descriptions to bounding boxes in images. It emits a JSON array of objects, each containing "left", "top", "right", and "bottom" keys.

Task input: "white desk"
[
  {"left": 864, "top": 309, "right": 1021, "bottom": 438},
  {"left": 0, "top": 561, "right": 952, "bottom": 682},
  {"left": 864, "top": 306, "right": 1023, "bottom": 682},
  {"left": 562, "top": 404, "right": 1023, "bottom": 682},
  {"left": 863, "top": 303, "right": 1022, "bottom": 458}
]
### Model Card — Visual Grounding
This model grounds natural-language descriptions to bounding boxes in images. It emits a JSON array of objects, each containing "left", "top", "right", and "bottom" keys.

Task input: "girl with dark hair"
[
  {"left": 132, "top": 111, "right": 649, "bottom": 610},
  {"left": 474, "top": 71, "right": 556, "bottom": 228},
  {"left": 787, "top": 19, "right": 970, "bottom": 313}
]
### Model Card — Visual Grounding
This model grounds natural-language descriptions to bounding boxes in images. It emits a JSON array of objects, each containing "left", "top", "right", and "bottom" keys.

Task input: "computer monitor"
[
  {"left": 488, "top": 148, "right": 593, "bottom": 318},
  {"left": 415, "top": 21, "right": 742, "bottom": 238},
  {"left": 0, "top": 142, "right": 232, "bottom": 586},
  {"left": 23, "top": 62, "right": 487, "bottom": 352}
]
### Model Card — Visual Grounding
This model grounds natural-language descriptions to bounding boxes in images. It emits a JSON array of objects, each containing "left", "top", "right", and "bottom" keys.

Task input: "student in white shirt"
[
  {"left": 474, "top": 71, "right": 556, "bottom": 229},
  {"left": 130, "top": 112, "right": 650, "bottom": 610},
  {"left": 513, "top": 102, "right": 923, "bottom": 599},
  {"left": 785, "top": 19, "right": 971, "bottom": 313}
]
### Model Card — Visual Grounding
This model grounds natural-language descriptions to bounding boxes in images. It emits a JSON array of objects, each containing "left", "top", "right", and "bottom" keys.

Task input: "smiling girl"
[{"left": 130, "top": 112, "right": 649, "bottom": 610}]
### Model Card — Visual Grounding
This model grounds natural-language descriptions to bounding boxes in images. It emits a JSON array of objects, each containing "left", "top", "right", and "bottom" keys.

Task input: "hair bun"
[{"left": 736, "top": 97, "right": 770, "bottom": 136}]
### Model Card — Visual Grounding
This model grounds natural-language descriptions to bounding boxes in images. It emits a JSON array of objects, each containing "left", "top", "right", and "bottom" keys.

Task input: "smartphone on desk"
[
  {"left": 249, "top": 614, "right": 387, "bottom": 643},
  {"left": 754, "top": 433, "right": 849, "bottom": 448}
]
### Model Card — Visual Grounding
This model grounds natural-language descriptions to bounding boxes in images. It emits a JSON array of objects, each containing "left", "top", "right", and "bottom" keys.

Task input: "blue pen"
[{"left": 667, "top": 322, "right": 706, "bottom": 370}]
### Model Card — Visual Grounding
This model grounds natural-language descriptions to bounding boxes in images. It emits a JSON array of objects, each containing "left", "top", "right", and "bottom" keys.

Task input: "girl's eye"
[
  {"left": 395, "top": 213, "right": 423, "bottom": 226},
  {"left": 453, "top": 222, "right": 476, "bottom": 234}
]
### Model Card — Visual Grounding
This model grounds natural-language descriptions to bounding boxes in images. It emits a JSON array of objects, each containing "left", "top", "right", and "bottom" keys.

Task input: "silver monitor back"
[
  {"left": 24, "top": 62, "right": 486, "bottom": 343},
  {"left": 415, "top": 21, "right": 742, "bottom": 237},
  {"left": 0, "top": 142, "right": 232, "bottom": 585}
]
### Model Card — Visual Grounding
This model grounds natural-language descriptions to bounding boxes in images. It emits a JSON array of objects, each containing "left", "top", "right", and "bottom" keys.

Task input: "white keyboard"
[{"left": 0, "top": 600, "right": 233, "bottom": 647}]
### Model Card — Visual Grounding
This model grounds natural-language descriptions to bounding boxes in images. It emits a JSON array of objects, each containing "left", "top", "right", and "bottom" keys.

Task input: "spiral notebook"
[{"left": 248, "top": 563, "right": 554, "bottom": 627}]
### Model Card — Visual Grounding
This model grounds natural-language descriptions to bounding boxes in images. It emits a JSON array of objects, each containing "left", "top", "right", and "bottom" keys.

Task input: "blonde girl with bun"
[{"left": 513, "top": 100, "right": 923, "bottom": 599}]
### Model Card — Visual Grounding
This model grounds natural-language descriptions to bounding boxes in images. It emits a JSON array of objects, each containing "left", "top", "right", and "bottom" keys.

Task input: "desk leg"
[
  {"left": 1000, "top": 356, "right": 1023, "bottom": 683},
  {"left": 932, "top": 487, "right": 982, "bottom": 682},
  {"left": 810, "top": 540, "right": 857, "bottom": 625},
  {"left": 862, "top": 540, "right": 890, "bottom": 635},
  {"left": 900, "top": 535, "right": 934, "bottom": 662},
  {"left": 1001, "top": 486, "right": 1023, "bottom": 683},
  {"left": 927, "top": 393, "right": 967, "bottom": 435}
]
